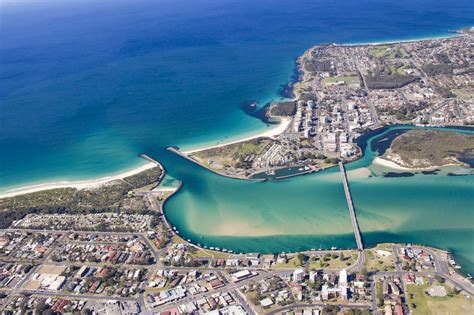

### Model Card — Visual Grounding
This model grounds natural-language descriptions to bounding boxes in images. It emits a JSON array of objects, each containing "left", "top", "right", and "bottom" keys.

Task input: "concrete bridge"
[{"left": 339, "top": 161, "right": 364, "bottom": 251}]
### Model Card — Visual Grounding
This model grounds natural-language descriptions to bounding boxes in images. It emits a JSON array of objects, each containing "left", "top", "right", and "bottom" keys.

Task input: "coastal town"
[
  {"left": 0, "top": 30, "right": 473, "bottom": 314},
  {"left": 174, "top": 31, "right": 474, "bottom": 180},
  {"left": 0, "top": 151, "right": 473, "bottom": 314},
  {"left": 1, "top": 211, "right": 473, "bottom": 314}
]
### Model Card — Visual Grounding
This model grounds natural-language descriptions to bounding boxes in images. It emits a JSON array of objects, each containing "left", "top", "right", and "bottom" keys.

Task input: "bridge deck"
[{"left": 339, "top": 161, "right": 364, "bottom": 251}]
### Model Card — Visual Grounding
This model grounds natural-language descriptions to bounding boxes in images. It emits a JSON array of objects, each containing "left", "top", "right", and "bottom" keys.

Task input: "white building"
[
  {"left": 293, "top": 268, "right": 305, "bottom": 282},
  {"left": 339, "top": 269, "right": 347, "bottom": 286}
]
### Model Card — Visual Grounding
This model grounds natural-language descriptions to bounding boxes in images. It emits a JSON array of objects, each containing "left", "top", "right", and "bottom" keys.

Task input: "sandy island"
[
  {"left": 183, "top": 117, "right": 292, "bottom": 154},
  {"left": 0, "top": 162, "right": 156, "bottom": 199}
]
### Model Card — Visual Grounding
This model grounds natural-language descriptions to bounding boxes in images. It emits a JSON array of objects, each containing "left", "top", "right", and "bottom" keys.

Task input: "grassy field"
[
  {"left": 190, "top": 137, "right": 273, "bottom": 171},
  {"left": 406, "top": 283, "right": 473, "bottom": 315},
  {"left": 321, "top": 75, "right": 360, "bottom": 87},
  {"left": 364, "top": 243, "right": 396, "bottom": 272},
  {"left": 272, "top": 251, "right": 358, "bottom": 270},
  {"left": 369, "top": 45, "right": 409, "bottom": 59}
]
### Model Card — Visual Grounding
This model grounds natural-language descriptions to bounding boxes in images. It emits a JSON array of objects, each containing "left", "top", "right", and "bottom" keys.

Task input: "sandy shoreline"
[
  {"left": 372, "top": 157, "right": 415, "bottom": 170},
  {"left": 345, "top": 34, "right": 461, "bottom": 47},
  {"left": 183, "top": 117, "right": 292, "bottom": 154},
  {"left": 0, "top": 162, "right": 156, "bottom": 199},
  {"left": 1, "top": 117, "right": 291, "bottom": 199},
  {"left": 372, "top": 156, "right": 458, "bottom": 171}
]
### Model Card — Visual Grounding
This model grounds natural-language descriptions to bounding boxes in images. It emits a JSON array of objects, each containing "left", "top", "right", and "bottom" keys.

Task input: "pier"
[{"left": 339, "top": 161, "right": 364, "bottom": 251}]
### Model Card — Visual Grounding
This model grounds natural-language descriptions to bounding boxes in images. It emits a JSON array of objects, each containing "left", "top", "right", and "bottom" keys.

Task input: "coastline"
[
  {"left": 342, "top": 31, "right": 463, "bottom": 47},
  {"left": 182, "top": 116, "right": 292, "bottom": 154},
  {"left": 372, "top": 157, "right": 418, "bottom": 171},
  {"left": 1, "top": 31, "right": 470, "bottom": 199},
  {"left": 0, "top": 162, "right": 156, "bottom": 199}
]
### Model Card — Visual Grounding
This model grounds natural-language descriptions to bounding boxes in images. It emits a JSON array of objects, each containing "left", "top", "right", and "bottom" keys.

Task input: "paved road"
[
  {"left": 268, "top": 302, "right": 370, "bottom": 314},
  {"left": 150, "top": 272, "right": 268, "bottom": 313},
  {"left": 356, "top": 67, "right": 380, "bottom": 127}
]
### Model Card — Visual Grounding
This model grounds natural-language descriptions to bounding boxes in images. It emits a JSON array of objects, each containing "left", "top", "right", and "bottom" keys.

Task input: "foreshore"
[
  {"left": 0, "top": 117, "right": 291, "bottom": 198},
  {"left": 183, "top": 117, "right": 292, "bottom": 154},
  {"left": 372, "top": 157, "right": 414, "bottom": 170},
  {"left": 0, "top": 162, "right": 156, "bottom": 199},
  {"left": 343, "top": 32, "right": 462, "bottom": 47},
  {"left": 373, "top": 156, "right": 465, "bottom": 171},
  {"left": 1, "top": 32, "right": 470, "bottom": 199}
]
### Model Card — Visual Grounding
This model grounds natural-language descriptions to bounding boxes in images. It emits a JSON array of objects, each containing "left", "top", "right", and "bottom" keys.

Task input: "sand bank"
[
  {"left": 183, "top": 117, "right": 292, "bottom": 154},
  {"left": 372, "top": 157, "right": 414, "bottom": 170},
  {"left": 372, "top": 157, "right": 462, "bottom": 171},
  {"left": 0, "top": 162, "right": 156, "bottom": 199}
]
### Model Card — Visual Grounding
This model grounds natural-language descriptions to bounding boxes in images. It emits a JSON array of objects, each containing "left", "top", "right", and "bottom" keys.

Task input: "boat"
[
  {"left": 331, "top": 246, "right": 337, "bottom": 250},
  {"left": 266, "top": 169, "right": 275, "bottom": 175}
]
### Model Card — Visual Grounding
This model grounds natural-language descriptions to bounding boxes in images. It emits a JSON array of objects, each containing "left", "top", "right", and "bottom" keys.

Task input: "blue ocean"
[
  {"left": 1, "top": 0, "right": 473, "bottom": 189},
  {"left": 1, "top": 0, "right": 474, "bottom": 273}
]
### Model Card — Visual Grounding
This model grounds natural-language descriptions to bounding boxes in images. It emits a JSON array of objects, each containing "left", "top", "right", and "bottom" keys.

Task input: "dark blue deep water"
[
  {"left": 1, "top": 0, "right": 473, "bottom": 189},
  {"left": 1, "top": 0, "right": 474, "bottom": 274}
]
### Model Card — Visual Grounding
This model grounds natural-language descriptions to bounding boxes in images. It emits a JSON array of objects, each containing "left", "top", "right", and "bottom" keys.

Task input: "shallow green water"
[{"left": 165, "top": 126, "right": 474, "bottom": 274}]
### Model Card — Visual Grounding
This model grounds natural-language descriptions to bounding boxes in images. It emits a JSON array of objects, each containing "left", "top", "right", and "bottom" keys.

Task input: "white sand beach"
[
  {"left": 183, "top": 117, "right": 292, "bottom": 154},
  {"left": 0, "top": 162, "right": 156, "bottom": 199},
  {"left": 372, "top": 157, "right": 413, "bottom": 170}
]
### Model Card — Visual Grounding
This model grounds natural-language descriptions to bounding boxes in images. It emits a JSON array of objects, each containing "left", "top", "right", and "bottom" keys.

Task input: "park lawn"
[
  {"left": 305, "top": 251, "right": 358, "bottom": 270},
  {"left": 364, "top": 244, "right": 396, "bottom": 272},
  {"left": 273, "top": 255, "right": 305, "bottom": 269},
  {"left": 322, "top": 76, "right": 360, "bottom": 86},
  {"left": 187, "top": 247, "right": 231, "bottom": 260},
  {"left": 370, "top": 45, "right": 409, "bottom": 59},
  {"left": 406, "top": 283, "right": 473, "bottom": 315}
]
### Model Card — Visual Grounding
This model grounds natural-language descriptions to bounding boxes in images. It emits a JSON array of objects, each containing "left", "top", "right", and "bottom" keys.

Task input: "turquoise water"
[
  {"left": 1, "top": 1, "right": 473, "bottom": 272},
  {"left": 349, "top": 126, "right": 474, "bottom": 274},
  {"left": 2, "top": 0, "right": 474, "bottom": 190},
  {"left": 164, "top": 126, "right": 474, "bottom": 274}
]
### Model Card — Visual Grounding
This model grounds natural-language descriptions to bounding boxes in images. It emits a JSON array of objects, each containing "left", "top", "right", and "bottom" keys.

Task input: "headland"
[{"left": 168, "top": 31, "right": 474, "bottom": 181}]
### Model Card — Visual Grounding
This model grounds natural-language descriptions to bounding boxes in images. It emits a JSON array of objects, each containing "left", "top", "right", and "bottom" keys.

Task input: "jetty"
[
  {"left": 339, "top": 161, "right": 364, "bottom": 251},
  {"left": 139, "top": 153, "right": 166, "bottom": 182}
]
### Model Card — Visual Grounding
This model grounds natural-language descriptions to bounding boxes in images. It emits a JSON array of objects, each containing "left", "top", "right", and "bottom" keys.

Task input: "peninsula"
[
  {"left": 380, "top": 129, "right": 474, "bottom": 169},
  {"left": 169, "top": 33, "right": 474, "bottom": 180}
]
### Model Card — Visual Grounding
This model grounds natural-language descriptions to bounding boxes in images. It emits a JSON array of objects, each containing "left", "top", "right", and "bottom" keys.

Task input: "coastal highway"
[{"left": 339, "top": 162, "right": 364, "bottom": 251}]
